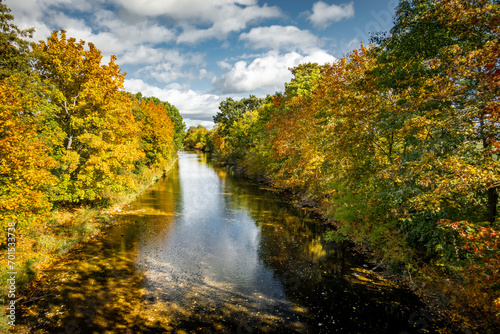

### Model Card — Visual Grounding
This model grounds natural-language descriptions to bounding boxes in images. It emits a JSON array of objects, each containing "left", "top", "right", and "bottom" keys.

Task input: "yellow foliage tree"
[{"left": 33, "top": 30, "right": 144, "bottom": 203}]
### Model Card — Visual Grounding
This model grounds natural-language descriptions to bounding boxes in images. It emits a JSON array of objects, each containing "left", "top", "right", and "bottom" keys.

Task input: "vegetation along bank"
[
  {"left": 184, "top": 1, "right": 500, "bottom": 332},
  {"left": 0, "top": 1, "right": 185, "bottom": 330}
]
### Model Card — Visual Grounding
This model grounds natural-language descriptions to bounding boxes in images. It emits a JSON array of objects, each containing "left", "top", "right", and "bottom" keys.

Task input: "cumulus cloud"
[
  {"left": 111, "top": 0, "right": 282, "bottom": 43},
  {"left": 240, "top": 25, "right": 320, "bottom": 52},
  {"left": 124, "top": 79, "right": 221, "bottom": 125},
  {"left": 134, "top": 50, "right": 206, "bottom": 84},
  {"left": 113, "top": 0, "right": 264, "bottom": 21},
  {"left": 308, "top": 1, "right": 355, "bottom": 29},
  {"left": 176, "top": 4, "right": 282, "bottom": 44},
  {"left": 215, "top": 50, "right": 336, "bottom": 94},
  {"left": 94, "top": 10, "right": 176, "bottom": 47}
]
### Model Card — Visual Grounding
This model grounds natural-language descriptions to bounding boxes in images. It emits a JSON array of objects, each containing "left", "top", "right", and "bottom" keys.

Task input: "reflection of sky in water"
[
  {"left": 17, "top": 151, "right": 438, "bottom": 334},
  {"left": 136, "top": 152, "right": 287, "bottom": 304}
]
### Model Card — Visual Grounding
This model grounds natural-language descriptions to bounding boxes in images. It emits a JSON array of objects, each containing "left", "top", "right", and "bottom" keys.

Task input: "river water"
[{"left": 17, "top": 151, "right": 441, "bottom": 333}]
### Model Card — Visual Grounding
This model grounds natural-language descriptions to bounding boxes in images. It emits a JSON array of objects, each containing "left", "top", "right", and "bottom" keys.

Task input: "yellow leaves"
[{"left": 0, "top": 75, "right": 57, "bottom": 228}]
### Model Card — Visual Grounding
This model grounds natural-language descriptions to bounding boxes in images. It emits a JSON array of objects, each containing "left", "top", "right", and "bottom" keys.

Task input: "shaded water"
[{"left": 17, "top": 151, "right": 440, "bottom": 333}]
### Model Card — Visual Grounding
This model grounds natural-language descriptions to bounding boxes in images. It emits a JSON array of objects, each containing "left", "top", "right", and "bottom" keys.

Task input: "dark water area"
[{"left": 16, "top": 151, "right": 446, "bottom": 333}]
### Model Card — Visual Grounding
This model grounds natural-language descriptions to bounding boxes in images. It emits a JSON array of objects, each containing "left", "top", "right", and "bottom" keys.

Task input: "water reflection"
[{"left": 17, "top": 151, "right": 440, "bottom": 333}]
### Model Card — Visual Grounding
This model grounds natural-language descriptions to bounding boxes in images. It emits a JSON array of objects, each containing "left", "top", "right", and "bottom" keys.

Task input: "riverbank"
[
  {"left": 7, "top": 151, "right": 459, "bottom": 333},
  {"left": 214, "top": 156, "right": 499, "bottom": 333},
  {"left": 0, "top": 158, "right": 177, "bottom": 332}
]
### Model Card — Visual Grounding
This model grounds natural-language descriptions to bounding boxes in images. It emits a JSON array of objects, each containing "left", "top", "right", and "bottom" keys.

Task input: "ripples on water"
[{"left": 16, "top": 151, "right": 442, "bottom": 333}]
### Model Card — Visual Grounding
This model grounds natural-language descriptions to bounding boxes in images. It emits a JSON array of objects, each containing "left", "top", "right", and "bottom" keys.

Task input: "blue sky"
[{"left": 6, "top": 0, "right": 398, "bottom": 128}]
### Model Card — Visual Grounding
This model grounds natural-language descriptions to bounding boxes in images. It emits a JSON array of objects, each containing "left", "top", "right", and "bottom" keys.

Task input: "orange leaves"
[
  {"left": 29, "top": 30, "right": 179, "bottom": 203},
  {"left": 440, "top": 219, "right": 500, "bottom": 313},
  {"left": 0, "top": 75, "right": 56, "bottom": 231}
]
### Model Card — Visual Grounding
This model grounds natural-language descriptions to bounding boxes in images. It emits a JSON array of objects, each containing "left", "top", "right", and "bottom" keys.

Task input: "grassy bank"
[{"left": 0, "top": 159, "right": 177, "bottom": 332}]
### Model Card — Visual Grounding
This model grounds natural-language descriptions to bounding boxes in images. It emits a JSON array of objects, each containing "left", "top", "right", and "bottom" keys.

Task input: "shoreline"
[
  {"left": 214, "top": 156, "right": 495, "bottom": 333},
  {"left": 1, "top": 158, "right": 178, "bottom": 332}
]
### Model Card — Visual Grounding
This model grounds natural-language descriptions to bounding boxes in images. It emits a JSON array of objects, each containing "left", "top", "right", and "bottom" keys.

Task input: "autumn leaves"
[
  {"left": 209, "top": 0, "right": 500, "bottom": 321},
  {"left": 1, "top": 26, "right": 180, "bottom": 233}
]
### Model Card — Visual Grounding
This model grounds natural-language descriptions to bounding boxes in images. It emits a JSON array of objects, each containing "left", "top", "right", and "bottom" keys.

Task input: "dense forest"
[
  {"left": 186, "top": 0, "right": 500, "bottom": 326},
  {"left": 0, "top": 0, "right": 184, "bottom": 294}
]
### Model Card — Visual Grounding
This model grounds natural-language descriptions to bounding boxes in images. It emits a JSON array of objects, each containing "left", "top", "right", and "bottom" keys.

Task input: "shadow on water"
[{"left": 16, "top": 151, "right": 447, "bottom": 333}]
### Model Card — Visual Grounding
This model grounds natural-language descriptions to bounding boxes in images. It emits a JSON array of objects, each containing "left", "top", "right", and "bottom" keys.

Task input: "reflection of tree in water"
[
  {"left": 17, "top": 153, "right": 438, "bottom": 334},
  {"left": 217, "top": 163, "right": 431, "bottom": 333},
  {"left": 138, "top": 257, "right": 308, "bottom": 333}
]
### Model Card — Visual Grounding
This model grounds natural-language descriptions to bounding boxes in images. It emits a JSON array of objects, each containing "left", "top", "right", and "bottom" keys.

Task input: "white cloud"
[
  {"left": 176, "top": 4, "right": 282, "bottom": 43},
  {"left": 130, "top": 50, "right": 205, "bottom": 84},
  {"left": 5, "top": 0, "right": 95, "bottom": 18},
  {"left": 94, "top": 10, "right": 176, "bottom": 47},
  {"left": 240, "top": 25, "right": 320, "bottom": 52},
  {"left": 119, "top": 45, "right": 166, "bottom": 65},
  {"left": 308, "top": 1, "right": 355, "bottom": 29},
  {"left": 110, "top": 0, "right": 282, "bottom": 43},
  {"left": 215, "top": 50, "right": 336, "bottom": 94},
  {"left": 217, "top": 61, "right": 232, "bottom": 70},
  {"left": 124, "top": 79, "right": 221, "bottom": 123},
  {"left": 113, "top": 0, "right": 260, "bottom": 21}
]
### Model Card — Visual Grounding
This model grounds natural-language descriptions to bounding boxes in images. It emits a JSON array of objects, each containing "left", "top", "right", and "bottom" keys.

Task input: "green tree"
[
  {"left": 213, "top": 95, "right": 264, "bottom": 136},
  {"left": 183, "top": 125, "right": 212, "bottom": 151},
  {"left": 374, "top": 0, "right": 500, "bottom": 224},
  {"left": 0, "top": 0, "right": 34, "bottom": 79}
]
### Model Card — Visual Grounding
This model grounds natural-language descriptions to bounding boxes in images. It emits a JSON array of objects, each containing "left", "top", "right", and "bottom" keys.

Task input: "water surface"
[{"left": 17, "top": 151, "right": 438, "bottom": 333}]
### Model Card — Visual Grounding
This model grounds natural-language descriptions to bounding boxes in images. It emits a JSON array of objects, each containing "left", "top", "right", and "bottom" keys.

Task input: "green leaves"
[
  {"left": 0, "top": 0, "right": 34, "bottom": 79},
  {"left": 211, "top": 1, "right": 499, "bottom": 318}
]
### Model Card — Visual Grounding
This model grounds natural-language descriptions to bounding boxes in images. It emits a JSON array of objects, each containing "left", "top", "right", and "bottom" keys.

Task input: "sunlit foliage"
[
  {"left": 211, "top": 0, "right": 500, "bottom": 321},
  {"left": 183, "top": 125, "right": 213, "bottom": 152},
  {"left": 0, "top": 1, "right": 181, "bottom": 302}
]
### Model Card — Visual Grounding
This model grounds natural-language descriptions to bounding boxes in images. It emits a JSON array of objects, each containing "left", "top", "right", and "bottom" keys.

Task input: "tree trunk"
[
  {"left": 66, "top": 134, "right": 73, "bottom": 150},
  {"left": 487, "top": 186, "right": 498, "bottom": 224}
]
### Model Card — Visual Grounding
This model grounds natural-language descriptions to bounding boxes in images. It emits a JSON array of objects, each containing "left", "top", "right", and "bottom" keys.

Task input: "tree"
[
  {"left": 137, "top": 99, "right": 175, "bottom": 166},
  {"left": 0, "top": 74, "right": 57, "bottom": 230},
  {"left": 213, "top": 95, "right": 264, "bottom": 136},
  {"left": 183, "top": 125, "right": 212, "bottom": 152},
  {"left": 374, "top": 0, "right": 500, "bottom": 224},
  {"left": 33, "top": 30, "right": 143, "bottom": 203},
  {"left": 129, "top": 94, "right": 185, "bottom": 150},
  {"left": 0, "top": 0, "right": 34, "bottom": 79}
]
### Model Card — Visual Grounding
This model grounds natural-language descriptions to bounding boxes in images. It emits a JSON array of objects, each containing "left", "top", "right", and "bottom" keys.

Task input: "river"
[{"left": 16, "top": 151, "right": 442, "bottom": 333}]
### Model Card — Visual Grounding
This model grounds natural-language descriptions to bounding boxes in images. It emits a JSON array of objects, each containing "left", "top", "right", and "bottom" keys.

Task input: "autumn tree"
[
  {"left": 134, "top": 99, "right": 175, "bottom": 166},
  {"left": 374, "top": 0, "right": 500, "bottom": 225},
  {"left": 0, "top": 0, "right": 56, "bottom": 239},
  {"left": 130, "top": 93, "right": 185, "bottom": 150},
  {"left": 33, "top": 30, "right": 144, "bottom": 203},
  {"left": 0, "top": 75, "right": 57, "bottom": 234}
]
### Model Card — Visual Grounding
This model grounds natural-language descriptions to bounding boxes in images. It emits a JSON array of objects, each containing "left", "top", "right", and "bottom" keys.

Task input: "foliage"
[
  {"left": 183, "top": 125, "right": 213, "bottom": 152},
  {"left": 209, "top": 0, "right": 500, "bottom": 321},
  {"left": 130, "top": 93, "right": 185, "bottom": 150},
  {"left": 32, "top": 30, "right": 147, "bottom": 203},
  {"left": 440, "top": 219, "right": 500, "bottom": 315},
  {"left": 213, "top": 95, "right": 264, "bottom": 137},
  {"left": 0, "top": 74, "right": 56, "bottom": 231},
  {"left": 131, "top": 97, "right": 175, "bottom": 166},
  {"left": 0, "top": 0, "right": 34, "bottom": 79}
]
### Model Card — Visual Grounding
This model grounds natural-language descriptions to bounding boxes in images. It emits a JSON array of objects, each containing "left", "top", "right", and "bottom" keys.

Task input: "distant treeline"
[{"left": 189, "top": 0, "right": 500, "bottom": 327}]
